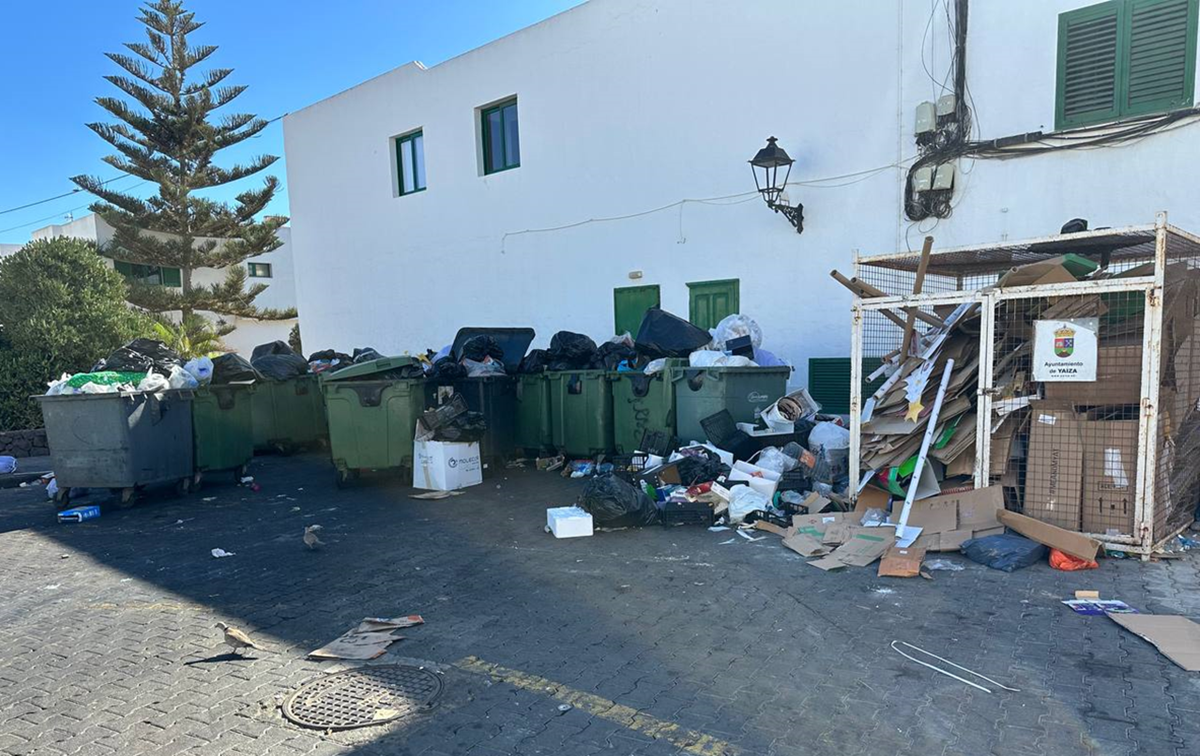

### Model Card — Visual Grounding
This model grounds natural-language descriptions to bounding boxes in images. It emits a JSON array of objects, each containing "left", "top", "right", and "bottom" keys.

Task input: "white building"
[
  {"left": 283, "top": 0, "right": 1200, "bottom": 386},
  {"left": 28, "top": 214, "right": 298, "bottom": 357}
]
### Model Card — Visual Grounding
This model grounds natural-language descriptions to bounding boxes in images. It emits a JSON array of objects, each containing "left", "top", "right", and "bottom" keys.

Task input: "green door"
[
  {"left": 614, "top": 285, "right": 660, "bottom": 336},
  {"left": 687, "top": 279, "right": 740, "bottom": 330}
]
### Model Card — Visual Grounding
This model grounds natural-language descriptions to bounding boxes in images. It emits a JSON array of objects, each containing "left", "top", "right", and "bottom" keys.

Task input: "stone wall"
[{"left": 0, "top": 429, "right": 48, "bottom": 458}]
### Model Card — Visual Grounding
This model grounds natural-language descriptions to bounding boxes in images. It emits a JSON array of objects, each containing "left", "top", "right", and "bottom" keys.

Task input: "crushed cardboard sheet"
[
  {"left": 1107, "top": 614, "right": 1200, "bottom": 671},
  {"left": 308, "top": 615, "right": 425, "bottom": 660}
]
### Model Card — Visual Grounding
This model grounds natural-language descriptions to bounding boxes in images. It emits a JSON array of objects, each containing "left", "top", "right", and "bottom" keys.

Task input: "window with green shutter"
[
  {"left": 113, "top": 260, "right": 181, "bottom": 287},
  {"left": 1056, "top": 0, "right": 1198, "bottom": 130}
]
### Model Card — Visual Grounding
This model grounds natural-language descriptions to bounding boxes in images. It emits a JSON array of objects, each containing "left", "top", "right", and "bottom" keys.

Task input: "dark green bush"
[{"left": 0, "top": 237, "right": 153, "bottom": 429}]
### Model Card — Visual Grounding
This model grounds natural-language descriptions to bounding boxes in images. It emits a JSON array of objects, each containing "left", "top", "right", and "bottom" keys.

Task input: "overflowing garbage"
[{"left": 45, "top": 339, "right": 214, "bottom": 395}]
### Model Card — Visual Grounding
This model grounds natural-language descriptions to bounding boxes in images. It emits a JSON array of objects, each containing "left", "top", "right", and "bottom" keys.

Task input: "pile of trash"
[
  {"left": 415, "top": 393, "right": 486, "bottom": 443},
  {"left": 307, "top": 347, "right": 386, "bottom": 374},
  {"left": 46, "top": 339, "right": 216, "bottom": 396}
]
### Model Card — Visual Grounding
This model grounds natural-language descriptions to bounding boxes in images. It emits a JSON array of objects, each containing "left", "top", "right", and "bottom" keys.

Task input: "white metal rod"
[
  {"left": 896, "top": 642, "right": 1020, "bottom": 692},
  {"left": 893, "top": 358, "right": 955, "bottom": 539}
]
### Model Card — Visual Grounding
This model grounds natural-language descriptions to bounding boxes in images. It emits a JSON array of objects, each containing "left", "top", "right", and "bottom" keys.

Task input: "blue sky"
[{"left": 0, "top": 0, "right": 584, "bottom": 244}]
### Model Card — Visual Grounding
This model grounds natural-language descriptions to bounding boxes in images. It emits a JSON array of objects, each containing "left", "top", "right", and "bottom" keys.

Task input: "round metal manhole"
[{"left": 283, "top": 664, "right": 443, "bottom": 730}]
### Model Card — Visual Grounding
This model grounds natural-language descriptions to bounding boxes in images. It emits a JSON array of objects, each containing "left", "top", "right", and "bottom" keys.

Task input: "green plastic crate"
[
  {"left": 192, "top": 383, "right": 255, "bottom": 481},
  {"left": 547, "top": 370, "right": 614, "bottom": 456}
]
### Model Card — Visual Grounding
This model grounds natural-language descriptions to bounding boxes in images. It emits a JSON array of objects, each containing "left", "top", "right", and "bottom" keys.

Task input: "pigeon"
[
  {"left": 303, "top": 525, "right": 324, "bottom": 550},
  {"left": 215, "top": 622, "right": 264, "bottom": 656}
]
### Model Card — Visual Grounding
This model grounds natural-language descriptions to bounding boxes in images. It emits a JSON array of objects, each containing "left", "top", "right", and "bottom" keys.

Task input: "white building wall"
[
  {"left": 283, "top": 0, "right": 1200, "bottom": 384},
  {"left": 29, "top": 215, "right": 299, "bottom": 358}
]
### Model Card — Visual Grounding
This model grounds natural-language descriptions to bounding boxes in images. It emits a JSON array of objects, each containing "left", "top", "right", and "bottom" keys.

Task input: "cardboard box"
[
  {"left": 878, "top": 545, "right": 926, "bottom": 578},
  {"left": 895, "top": 485, "right": 1005, "bottom": 552},
  {"left": 413, "top": 439, "right": 483, "bottom": 491},
  {"left": 1081, "top": 419, "right": 1138, "bottom": 535},
  {"left": 546, "top": 506, "right": 593, "bottom": 538},
  {"left": 997, "top": 509, "right": 1100, "bottom": 562},
  {"left": 1024, "top": 403, "right": 1083, "bottom": 530},
  {"left": 998, "top": 257, "right": 1081, "bottom": 287},
  {"left": 1044, "top": 345, "right": 1142, "bottom": 405}
]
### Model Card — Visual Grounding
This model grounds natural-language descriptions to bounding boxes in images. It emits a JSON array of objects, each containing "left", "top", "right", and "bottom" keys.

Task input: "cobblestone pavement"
[{"left": 0, "top": 453, "right": 1198, "bottom": 756}]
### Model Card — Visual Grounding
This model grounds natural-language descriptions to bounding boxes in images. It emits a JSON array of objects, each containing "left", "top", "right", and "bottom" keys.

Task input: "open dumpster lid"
[
  {"left": 323, "top": 356, "right": 421, "bottom": 382},
  {"left": 450, "top": 328, "right": 536, "bottom": 372}
]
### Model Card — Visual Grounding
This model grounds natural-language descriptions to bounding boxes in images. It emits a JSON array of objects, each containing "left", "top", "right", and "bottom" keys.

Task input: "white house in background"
[
  {"left": 283, "top": 0, "right": 1200, "bottom": 388},
  {"left": 28, "top": 214, "right": 298, "bottom": 357},
  {"left": 0, "top": 244, "right": 21, "bottom": 258}
]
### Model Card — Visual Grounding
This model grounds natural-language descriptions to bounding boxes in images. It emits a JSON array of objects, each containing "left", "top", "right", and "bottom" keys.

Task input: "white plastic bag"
[
  {"left": 184, "top": 356, "right": 214, "bottom": 385},
  {"left": 137, "top": 373, "right": 170, "bottom": 393},
  {"left": 808, "top": 421, "right": 850, "bottom": 452},
  {"left": 463, "top": 358, "right": 506, "bottom": 377},
  {"left": 46, "top": 477, "right": 58, "bottom": 500},
  {"left": 0, "top": 456, "right": 16, "bottom": 474},
  {"left": 754, "top": 447, "right": 798, "bottom": 474},
  {"left": 644, "top": 358, "right": 668, "bottom": 375},
  {"left": 688, "top": 350, "right": 757, "bottom": 368},
  {"left": 709, "top": 314, "right": 763, "bottom": 351},
  {"left": 727, "top": 485, "right": 770, "bottom": 524},
  {"left": 168, "top": 365, "right": 199, "bottom": 389},
  {"left": 45, "top": 374, "right": 72, "bottom": 396}
]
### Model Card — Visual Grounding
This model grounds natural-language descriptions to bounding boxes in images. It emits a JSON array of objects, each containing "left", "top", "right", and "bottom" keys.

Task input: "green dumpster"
[
  {"left": 321, "top": 357, "right": 430, "bottom": 487},
  {"left": 548, "top": 370, "right": 614, "bottom": 456},
  {"left": 610, "top": 359, "right": 684, "bottom": 453},
  {"left": 192, "top": 383, "right": 256, "bottom": 484},
  {"left": 447, "top": 327, "right": 536, "bottom": 467},
  {"left": 672, "top": 366, "right": 791, "bottom": 442},
  {"left": 251, "top": 374, "right": 327, "bottom": 453},
  {"left": 515, "top": 373, "right": 552, "bottom": 453}
]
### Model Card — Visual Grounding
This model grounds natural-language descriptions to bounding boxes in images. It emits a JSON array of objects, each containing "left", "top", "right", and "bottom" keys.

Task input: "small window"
[
  {"left": 481, "top": 98, "right": 520, "bottom": 174},
  {"left": 247, "top": 262, "right": 273, "bottom": 278},
  {"left": 395, "top": 130, "right": 426, "bottom": 195},
  {"left": 114, "top": 260, "right": 181, "bottom": 287},
  {"left": 1056, "top": 0, "right": 1198, "bottom": 130}
]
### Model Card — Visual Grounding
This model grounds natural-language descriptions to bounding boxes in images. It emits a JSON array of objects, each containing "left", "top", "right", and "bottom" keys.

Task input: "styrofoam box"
[{"left": 546, "top": 506, "right": 593, "bottom": 538}]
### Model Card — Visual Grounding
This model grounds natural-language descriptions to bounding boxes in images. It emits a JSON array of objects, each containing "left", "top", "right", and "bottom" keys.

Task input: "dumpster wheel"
[
  {"left": 53, "top": 487, "right": 71, "bottom": 508},
  {"left": 115, "top": 487, "right": 137, "bottom": 507},
  {"left": 335, "top": 468, "right": 359, "bottom": 489}
]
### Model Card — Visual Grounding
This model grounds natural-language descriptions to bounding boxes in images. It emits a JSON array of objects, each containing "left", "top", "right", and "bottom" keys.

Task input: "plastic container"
[
  {"left": 321, "top": 357, "right": 430, "bottom": 487},
  {"left": 446, "top": 328, "right": 535, "bottom": 467},
  {"left": 673, "top": 366, "right": 791, "bottom": 443},
  {"left": 192, "top": 383, "right": 256, "bottom": 484},
  {"left": 37, "top": 390, "right": 195, "bottom": 507},
  {"left": 515, "top": 373, "right": 552, "bottom": 453},
  {"left": 251, "top": 373, "right": 327, "bottom": 453},
  {"left": 547, "top": 370, "right": 614, "bottom": 456},
  {"left": 610, "top": 359, "right": 683, "bottom": 454}
]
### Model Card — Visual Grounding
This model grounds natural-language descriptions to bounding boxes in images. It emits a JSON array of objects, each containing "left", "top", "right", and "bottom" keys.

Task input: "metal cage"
[{"left": 850, "top": 212, "right": 1200, "bottom": 556}]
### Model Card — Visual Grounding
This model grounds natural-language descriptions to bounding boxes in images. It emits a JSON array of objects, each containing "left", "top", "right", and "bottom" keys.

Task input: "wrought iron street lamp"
[{"left": 749, "top": 136, "right": 803, "bottom": 233}]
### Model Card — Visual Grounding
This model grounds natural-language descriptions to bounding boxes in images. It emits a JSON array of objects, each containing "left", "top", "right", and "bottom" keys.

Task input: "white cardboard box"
[
  {"left": 412, "top": 439, "right": 483, "bottom": 491},
  {"left": 546, "top": 506, "right": 593, "bottom": 538}
]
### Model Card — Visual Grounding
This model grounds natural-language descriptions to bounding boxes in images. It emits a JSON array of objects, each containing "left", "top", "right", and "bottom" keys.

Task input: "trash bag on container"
[
  {"left": 961, "top": 533, "right": 1047, "bottom": 572},
  {"left": 429, "top": 357, "right": 468, "bottom": 383},
  {"left": 577, "top": 473, "right": 660, "bottom": 526},
  {"left": 352, "top": 347, "right": 384, "bottom": 363},
  {"left": 461, "top": 335, "right": 504, "bottom": 363},
  {"left": 183, "top": 356, "right": 213, "bottom": 385},
  {"left": 463, "top": 358, "right": 506, "bottom": 377},
  {"left": 251, "top": 340, "right": 298, "bottom": 361},
  {"left": 211, "top": 353, "right": 261, "bottom": 384},
  {"left": 518, "top": 349, "right": 550, "bottom": 374},
  {"left": 689, "top": 350, "right": 756, "bottom": 368},
  {"left": 596, "top": 336, "right": 637, "bottom": 371},
  {"left": 167, "top": 364, "right": 199, "bottom": 389},
  {"left": 709, "top": 314, "right": 764, "bottom": 351},
  {"left": 251, "top": 341, "right": 309, "bottom": 380},
  {"left": 547, "top": 331, "right": 598, "bottom": 370},
  {"left": 433, "top": 411, "right": 487, "bottom": 443},
  {"left": 635, "top": 307, "right": 712, "bottom": 358},
  {"left": 94, "top": 338, "right": 183, "bottom": 375}
]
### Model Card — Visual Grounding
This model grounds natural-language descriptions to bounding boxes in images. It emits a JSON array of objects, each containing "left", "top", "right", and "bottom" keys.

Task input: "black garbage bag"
[
  {"left": 308, "top": 349, "right": 352, "bottom": 364},
  {"left": 674, "top": 448, "right": 730, "bottom": 486},
  {"left": 547, "top": 331, "right": 598, "bottom": 370},
  {"left": 251, "top": 340, "right": 308, "bottom": 380},
  {"left": 635, "top": 307, "right": 712, "bottom": 358},
  {"left": 577, "top": 473, "right": 660, "bottom": 527},
  {"left": 429, "top": 357, "right": 468, "bottom": 383},
  {"left": 433, "top": 411, "right": 487, "bottom": 443},
  {"left": 595, "top": 340, "right": 637, "bottom": 370},
  {"left": 352, "top": 347, "right": 384, "bottom": 363},
  {"left": 211, "top": 353, "right": 261, "bottom": 384},
  {"left": 94, "top": 338, "right": 183, "bottom": 375},
  {"left": 518, "top": 349, "right": 549, "bottom": 374},
  {"left": 961, "top": 534, "right": 1048, "bottom": 572},
  {"left": 251, "top": 340, "right": 297, "bottom": 361},
  {"left": 461, "top": 335, "right": 504, "bottom": 363}
]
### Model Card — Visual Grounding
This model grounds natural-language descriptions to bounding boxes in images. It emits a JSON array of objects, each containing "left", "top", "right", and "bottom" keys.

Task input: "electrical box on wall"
[
  {"left": 936, "top": 94, "right": 957, "bottom": 118},
  {"left": 933, "top": 162, "right": 956, "bottom": 191},
  {"left": 913, "top": 166, "right": 934, "bottom": 193},
  {"left": 915, "top": 102, "right": 936, "bottom": 135}
]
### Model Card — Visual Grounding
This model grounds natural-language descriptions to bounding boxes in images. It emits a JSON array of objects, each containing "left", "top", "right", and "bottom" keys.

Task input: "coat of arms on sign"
[{"left": 1054, "top": 326, "right": 1075, "bottom": 358}]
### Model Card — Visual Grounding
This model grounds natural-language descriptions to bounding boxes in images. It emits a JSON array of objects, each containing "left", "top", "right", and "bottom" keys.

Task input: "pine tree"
[{"left": 72, "top": 0, "right": 294, "bottom": 337}]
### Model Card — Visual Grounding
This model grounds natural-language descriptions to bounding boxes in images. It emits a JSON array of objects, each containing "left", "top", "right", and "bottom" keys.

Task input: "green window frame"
[
  {"left": 113, "top": 260, "right": 181, "bottom": 287},
  {"left": 395, "top": 130, "right": 426, "bottom": 196},
  {"left": 1056, "top": 0, "right": 1198, "bottom": 130},
  {"left": 687, "top": 279, "right": 740, "bottom": 331},
  {"left": 481, "top": 98, "right": 520, "bottom": 174},
  {"left": 247, "top": 262, "right": 272, "bottom": 278}
]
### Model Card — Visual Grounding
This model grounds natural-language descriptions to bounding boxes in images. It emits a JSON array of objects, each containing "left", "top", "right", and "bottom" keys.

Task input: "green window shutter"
[
  {"left": 113, "top": 260, "right": 132, "bottom": 277},
  {"left": 807, "top": 358, "right": 885, "bottom": 415},
  {"left": 1124, "top": 0, "right": 1198, "bottom": 116},
  {"left": 1056, "top": 1, "right": 1124, "bottom": 129},
  {"left": 161, "top": 267, "right": 181, "bottom": 287}
]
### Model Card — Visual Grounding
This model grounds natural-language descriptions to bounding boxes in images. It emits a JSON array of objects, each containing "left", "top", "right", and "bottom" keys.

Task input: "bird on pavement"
[
  {"left": 303, "top": 524, "right": 324, "bottom": 550},
  {"left": 215, "top": 622, "right": 264, "bottom": 656}
]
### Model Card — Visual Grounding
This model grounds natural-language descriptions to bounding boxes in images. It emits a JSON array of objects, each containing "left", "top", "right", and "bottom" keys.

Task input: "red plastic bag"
[{"left": 1050, "top": 548, "right": 1099, "bottom": 571}]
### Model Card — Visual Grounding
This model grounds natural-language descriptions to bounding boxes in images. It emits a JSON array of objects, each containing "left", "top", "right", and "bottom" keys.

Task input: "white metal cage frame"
[{"left": 850, "top": 212, "right": 1200, "bottom": 556}]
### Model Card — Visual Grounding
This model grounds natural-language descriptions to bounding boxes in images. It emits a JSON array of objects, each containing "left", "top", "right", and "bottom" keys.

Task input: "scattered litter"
[
  {"left": 736, "top": 530, "right": 765, "bottom": 542},
  {"left": 924, "top": 559, "right": 964, "bottom": 572},
  {"left": 878, "top": 545, "right": 925, "bottom": 578},
  {"left": 57, "top": 506, "right": 101, "bottom": 523},
  {"left": 201, "top": 497, "right": 216, "bottom": 502},
  {"left": 60, "top": 554, "right": 70, "bottom": 559},
  {"left": 872, "top": 587, "right": 896, "bottom": 595},
  {"left": 303, "top": 525, "right": 325, "bottom": 550},
  {"left": 719, "top": 538, "right": 737, "bottom": 545},
  {"left": 1107, "top": 614, "right": 1200, "bottom": 671},
  {"left": 309, "top": 615, "right": 425, "bottom": 660},
  {"left": 409, "top": 490, "right": 466, "bottom": 500},
  {"left": 211, "top": 548, "right": 235, "bottom": 558},
  {"left": 1050, "top": 548, "right": 1098, "bottom": 571},
  {"left": 546, "top": 506, "right": 593, "bottom": 538},
  {"left": 0, "top": 456, "right": 17, "bottom": 474},
  {"left": 557, "top": 704, "right": 572, "bottom": 713},
  {"left": 1075, "top": 589, "right": 1100, "bottom": 599},
  {"left": 707, "top": 526, "right": 730, "bottom": 532},
  {"left": 890, "top": 640, "right": 1020, "bottom": 693},
  {"left": 290, "top": 506, "right": 301, "bottom": 512},
  {"left": 1062, "top": 599, "right": 1137, "bottom": 616},
  {"left": 239, "top": 476, "right": 254, "bottom": 485}
]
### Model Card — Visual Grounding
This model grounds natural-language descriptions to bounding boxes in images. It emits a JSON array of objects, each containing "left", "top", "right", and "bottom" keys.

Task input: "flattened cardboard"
[
  {"left": 1108, "top": 614, "right": 1200, "bottom": 672},
  {"left": 829, "top": 528, "right": 896, "bottom": 568},
  {"left": 888, "top": 496, "right": 957, "bottom": 533},
  {"left": 997, "top": 509, "right": 1100, "bottom": 562},
  {"left": 753, "top": 520, "right": 791, "bottom": 537},
  {"left": 854, "top": 486, "right": 891, "bottom": 514},
  {"left": 821, "top": 521, "right": 852, "bottom": 546},
  {"left": 944, "top": 444, "right": 975, "bottom": 478},
  {"left": 906, "top": 486, "right": 1004, "bottom": 552},
  {"left": 1044, "top": 344, "right": 1142, "bottom": 405},
  {"left": 1024, "top": 403, "right": 1083, "bottom": 530},
  {"left": 1081, "top": 419, "right": 1137, "bottom": 535},
  {"left": 878, "top": 545, "right": 926, "bottom": 578},
  {"left": 782, "top": 532, "right": 830, "bottom": 557},
  {"left": 792, "top": 512, "right": 849, "bottom": 538}
]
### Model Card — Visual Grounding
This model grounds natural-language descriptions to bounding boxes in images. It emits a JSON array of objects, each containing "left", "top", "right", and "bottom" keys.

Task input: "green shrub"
[{"left": 0, "top": 237, "right": 154, "bottom": 429}]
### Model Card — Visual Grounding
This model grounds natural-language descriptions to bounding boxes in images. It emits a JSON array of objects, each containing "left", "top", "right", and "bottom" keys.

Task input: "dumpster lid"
[
  {"left": 450, "top": 328, "right": 536, "bottom": 372},
  {"left": 323, "top": 356, "right": 421, "bottom": 382}
]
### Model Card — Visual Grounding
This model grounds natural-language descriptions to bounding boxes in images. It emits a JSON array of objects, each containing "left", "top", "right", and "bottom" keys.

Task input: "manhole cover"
[{"left": 283, "top": 664, "right": 443, "bottom": 730}]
